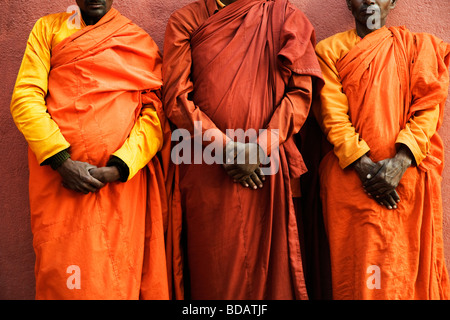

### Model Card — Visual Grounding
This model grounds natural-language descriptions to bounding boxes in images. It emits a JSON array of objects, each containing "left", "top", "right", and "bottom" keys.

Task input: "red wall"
[{"left": 0, "top": 0, "right": 449, "bottom": 299}]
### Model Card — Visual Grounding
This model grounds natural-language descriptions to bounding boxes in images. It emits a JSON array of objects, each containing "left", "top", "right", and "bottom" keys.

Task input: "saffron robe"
[
  {"left": 163, "top": 0, "right": 322, "bottom": 299},
  {"left": 11, "top": 8, "right": 170, "bottom": 299},
  {"left": 315, "top": 26, "right": 450, "bottom": 299}
]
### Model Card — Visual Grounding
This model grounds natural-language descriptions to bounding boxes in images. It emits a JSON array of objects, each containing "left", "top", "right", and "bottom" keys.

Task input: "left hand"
[
  {"left": 89, "top": 166, "right": 120, "bottom": 184},
  {"left": 363, "top": 146, "right": 413, "bottom": 202},
  {"left": 222, "top": 142, "right": 265, "bottom": 189}
]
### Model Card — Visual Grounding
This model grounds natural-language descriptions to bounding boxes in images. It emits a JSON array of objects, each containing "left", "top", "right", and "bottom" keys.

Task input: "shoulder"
[
  {"left": 27, "top": 12, "right": 72, "bottom": 49},
  {"left": 316, "top": 30, "right": 356, "bottom": 52},
  {"left": 34, "top": 12, "right": 72, "bottom": 30},
  {"left": 389, "top": 26, "right": 450, "bottom": 57},
  {"left": 275, "top": 1, "right": 315, "bottom": 42},
  {"left": 167, "top": 0, "right": 209, "bottom": 34},
  {"left": 389, "top": 25, "right": 443, "bottom": 46},
  {"left": 316, "top": 30, "right": 358, "bottom": 61},
  {"left": 29, "top": 12, "right": 72, "bottom": 42}
]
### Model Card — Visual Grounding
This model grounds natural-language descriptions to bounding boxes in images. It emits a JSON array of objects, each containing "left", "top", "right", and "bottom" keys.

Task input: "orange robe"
[
  {"left": 315, "top": 26, "right": 450, "bottom": 299},
  {"left": 163, "top": 0, "right": 322, "bottom": 299},
  {"left": 10, "top": 8, "right": 170, "bottom": 299}
]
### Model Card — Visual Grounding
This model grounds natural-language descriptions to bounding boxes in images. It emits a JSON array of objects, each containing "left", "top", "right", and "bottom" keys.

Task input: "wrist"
[
  {"left": 43, "top": 149, "right": 71, "bottom": 170},
  {"left": 107, "top": 166, "right": 121, "bottom": 182},
  {"left": 352, "top": 154, "right": 369, "bottom": 171},
  {"left": 106, "top": 156, "right": 129, "bottom": 182},
  {"left": 395, "top": 146, "right": 413, "bottom": 168}
]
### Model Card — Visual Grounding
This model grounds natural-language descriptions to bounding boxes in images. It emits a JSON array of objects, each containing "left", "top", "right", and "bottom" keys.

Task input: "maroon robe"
[{"left": 163, "top": 0, "right": 322, "bottom": 299}]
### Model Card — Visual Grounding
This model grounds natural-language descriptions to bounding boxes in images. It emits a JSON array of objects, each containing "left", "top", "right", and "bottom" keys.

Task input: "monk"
[
  {"left": 162, "top": 0, "right": 323, "bottom": 299},
  {"left": 10, "top": 0, "right": 171, "bottom": 299},
  {"left": 314, "top": 0, "right": 450, "bottom": 299}
]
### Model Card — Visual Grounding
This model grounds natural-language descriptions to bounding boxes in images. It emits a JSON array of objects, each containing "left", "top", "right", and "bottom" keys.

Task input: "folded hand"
[
  {"left": 57, "top": 159, "right": 105, "bottom": 194},
  {"left": 222, "top": 142, "right": 265, "bottom": 189}
]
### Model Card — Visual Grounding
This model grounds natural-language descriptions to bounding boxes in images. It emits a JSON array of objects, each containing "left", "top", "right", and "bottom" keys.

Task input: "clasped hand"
[
  {"left": 222, "top": 141, "right": 265, "bottom": 190},
  {"left": 353, "top": 150, "right": 412, "bottom": 209},
  {"left": 57, "top": 158, "right": 120, "bottom": 194}
]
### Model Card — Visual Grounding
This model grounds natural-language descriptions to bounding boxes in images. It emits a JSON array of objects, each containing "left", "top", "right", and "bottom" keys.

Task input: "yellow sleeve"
[
  {"left": 314, "top": 32, "right": 370, "bottom": 169},
  {"left": 112, "top": 92, "right": 164, "bottom": 181},
  {"left": 10, "top": 16, "right": 70, "bottom": 164},
  {"left": 395, "top": 105, "right": 440, "bottom": 165}
]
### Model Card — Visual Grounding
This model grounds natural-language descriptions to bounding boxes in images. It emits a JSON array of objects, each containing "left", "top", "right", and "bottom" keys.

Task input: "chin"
[{"left": 86, "top": 9, "right": 106, "bottom": 17}]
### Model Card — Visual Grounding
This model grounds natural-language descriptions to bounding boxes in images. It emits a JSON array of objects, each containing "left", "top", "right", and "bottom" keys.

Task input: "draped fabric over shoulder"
[
  {"left": 11, "top": 8, "right": 173, "bottom": 299},
  {"left": 315, "top": 26, "right": 450, "bottom": 299},
  {"left": 163, "top": 0, "right": 323, "bottom": 299}
]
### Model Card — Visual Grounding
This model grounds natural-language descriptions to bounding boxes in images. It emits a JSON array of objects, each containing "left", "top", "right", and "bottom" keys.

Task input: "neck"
[
  {"left": 80, "top": 11, "right": 105, "bottom": 26},
  {"left": 221, "top": 0, "right": 239, "bottom": 5},
  {"left": 355, "top": 19, "right": 386, "bottom": 38}
]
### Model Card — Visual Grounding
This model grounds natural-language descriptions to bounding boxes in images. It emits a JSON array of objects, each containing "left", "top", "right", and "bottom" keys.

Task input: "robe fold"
[
  {"left": 315, "top": 26, "right": 450, "bottom": 300},
  {"left": 163, "top": 0, "right": 322, "bottom": 299},
  {"left": 11, "top": 8, "right": 172, "bottom": 299}
]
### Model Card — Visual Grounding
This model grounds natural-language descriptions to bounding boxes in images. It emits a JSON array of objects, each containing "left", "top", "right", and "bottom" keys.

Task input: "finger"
[
  {"left": 239, "top": 180, "right": 249, "bottom": 188},
  {"left": 364, "top": 181, "right": 389, "bottom": 196},
  {"left": 245, "top": 176, "right": 257, "bottom": 190},
  {"left": 255, "top": 167, "right": 265, "bottom": 181},
  {"left": 249, "top": 172, "right": 263, "bottom": 189},
  {"left": 85, "top": 175, "right": 106, "bottom": 189},
  {"left": 364, "top": 183, "right": 383, "bottom": 197},
  {"left": 86, "top": 164, "right": 98, "bottom": 172},
  {"left": 383, "top": 194, "right": 398, "bottom": 209},
  {"left": 372, "top": 187, "right": 392, "bottom": 199},
  {"left": 391, "top": 190, "right": 401, "bottom": 203},
  {"left": 363, "top": 175, "right": 383, "bottom": 188},
  {"left": 79, "top": 181, "right": 100, "bottom": 194},
  {"left": 380, "top": 198, "right": 393, "bottom": 210}
]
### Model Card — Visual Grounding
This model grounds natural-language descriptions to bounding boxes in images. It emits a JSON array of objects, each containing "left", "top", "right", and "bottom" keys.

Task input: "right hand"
[
  {"left": 222, "top": 141, "right": 265, "bottom": 189},
  {"left": 57, "top": 158, "right": 105, "bottom": 194},
  {"left": 352, "top": 154, "right": 400, "bottom": 209}
]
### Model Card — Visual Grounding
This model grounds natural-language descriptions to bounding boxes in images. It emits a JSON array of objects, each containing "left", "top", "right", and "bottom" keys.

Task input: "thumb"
[{"left": 86, "top": 164, "right": 98, "bottom": 174}]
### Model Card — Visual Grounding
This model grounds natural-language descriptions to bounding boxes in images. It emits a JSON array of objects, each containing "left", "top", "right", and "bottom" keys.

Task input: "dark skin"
[
  {"left": 58, "top": 0, "right": 118, "bottom": 194},
  {"left": 220, "top": 0, "right": 239, "bottom": 5},
  {"left": 57, "top": 159, "right": 105, "bottom": 194},
  {"left": 218, "top": 0, "right": 266, "bottom": 190},
  {"left": 346, "top": 0, "right": 397, "bottom": 38},
  {"left": 75, "top": 0, "right": 113, "bottom": 25},
  {"left": 347, "top": 0, "right": 415, "bottom": 209},
  {"left": 223, "top": 142, "right": 265, "bottom": 190}
]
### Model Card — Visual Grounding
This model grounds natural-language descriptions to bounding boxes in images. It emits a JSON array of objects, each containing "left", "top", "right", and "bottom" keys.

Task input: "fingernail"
[
  {"left": 388, "top": 206, "right": 392, "bottom": 209},
  {"left": 393, "top": 205, "right": 397, "bottom": 209},
  {"left": 367, "top": 174, "right": 372, "bottom": 179}
]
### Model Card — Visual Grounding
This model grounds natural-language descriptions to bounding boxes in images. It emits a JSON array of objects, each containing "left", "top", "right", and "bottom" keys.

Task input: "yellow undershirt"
[
  {"left": 315, "top": 29, "right": 439, "bottom": 168},
  {"left": 10, "top": 11, "right": 163, "bottom": 180},
  {"left": 216, "top": 0, "right": 226, "bottom": 9}
]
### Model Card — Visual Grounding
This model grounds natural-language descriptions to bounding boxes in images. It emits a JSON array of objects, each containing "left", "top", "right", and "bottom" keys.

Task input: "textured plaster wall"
[{"left": 0, "top": 0, "right": 448, "bottom": 299}]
